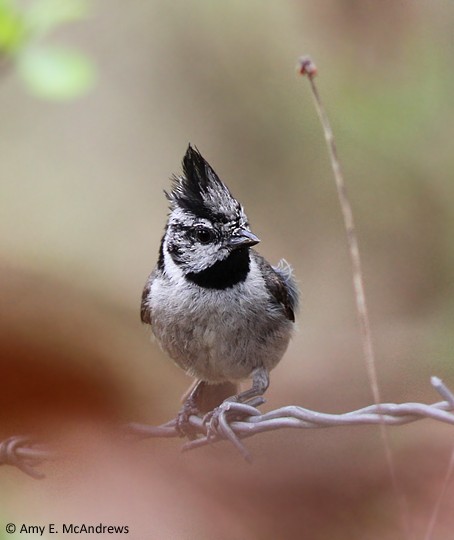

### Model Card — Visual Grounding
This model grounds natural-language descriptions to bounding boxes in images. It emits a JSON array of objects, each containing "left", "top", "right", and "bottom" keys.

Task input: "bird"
[{"left": 141, "top": 144, "right": 298, "bottom": 433}]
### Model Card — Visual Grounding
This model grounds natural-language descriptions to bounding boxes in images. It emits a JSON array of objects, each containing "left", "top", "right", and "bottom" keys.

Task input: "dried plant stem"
[{"left": 298, "top": 56, "right": 411, "bottom": 539}]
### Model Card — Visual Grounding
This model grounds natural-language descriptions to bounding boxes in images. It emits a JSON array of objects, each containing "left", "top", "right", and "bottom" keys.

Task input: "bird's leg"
[
  {"left": 177, "top": 380, "right": 240, "bottom": 438},
  {"left": 203, "top": 367, "right": 270, "bottom": 459},
  {"left": 230, "top": 367, "right": 269, "bottom": 406},
  {"left": 176, "top": 379, "right": 206, "bottom": 439}
]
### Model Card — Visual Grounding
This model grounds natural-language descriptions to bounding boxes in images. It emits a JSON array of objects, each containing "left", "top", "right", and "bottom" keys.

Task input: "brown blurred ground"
[{"left": 1, "top": 1, "right": 454, "bottom": 538}]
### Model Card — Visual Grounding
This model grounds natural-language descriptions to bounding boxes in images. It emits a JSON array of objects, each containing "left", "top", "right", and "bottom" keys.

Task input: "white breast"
[{"left": 148, "top": 252, "right": 293, "bottom": 382}]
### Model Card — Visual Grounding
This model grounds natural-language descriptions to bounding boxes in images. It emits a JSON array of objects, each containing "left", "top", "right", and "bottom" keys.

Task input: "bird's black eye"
[{"left": 193, "top": 226, "right": 215, "bottom": 244}]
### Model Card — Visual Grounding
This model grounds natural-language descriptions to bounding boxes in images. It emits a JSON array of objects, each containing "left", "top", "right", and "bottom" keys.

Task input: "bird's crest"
[{"left": 167, "top": 144, "right": 242, "bottom": 223}]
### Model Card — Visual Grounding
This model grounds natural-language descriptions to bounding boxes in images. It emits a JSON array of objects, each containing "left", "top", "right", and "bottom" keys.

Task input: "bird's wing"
[{"left": 254, "top": 253, "right": 299, "bottom": 322}]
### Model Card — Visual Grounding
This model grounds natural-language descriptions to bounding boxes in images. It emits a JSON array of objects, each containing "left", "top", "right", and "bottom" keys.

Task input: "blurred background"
[{"left": 1, "top": 1, "right": 454, "bottom": 538}]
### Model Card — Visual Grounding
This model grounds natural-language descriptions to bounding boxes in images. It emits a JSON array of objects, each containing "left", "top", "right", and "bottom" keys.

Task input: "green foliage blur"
[{"left": 0, "top": 0, "right": 95, "bottom": 99}]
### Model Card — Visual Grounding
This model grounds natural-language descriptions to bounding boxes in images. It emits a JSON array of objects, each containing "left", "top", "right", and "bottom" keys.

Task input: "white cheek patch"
[{"left": 189, "top": 243, "right": 228, "bottom": 272}]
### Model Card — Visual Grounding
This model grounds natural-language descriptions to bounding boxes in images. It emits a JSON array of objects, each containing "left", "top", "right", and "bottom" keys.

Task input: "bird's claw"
[
  {"left": 176, "top": 402, "right": 201, "bottom": 440},
  {"left": 202, "top": 399, "right": 263, "bottom": 462}
]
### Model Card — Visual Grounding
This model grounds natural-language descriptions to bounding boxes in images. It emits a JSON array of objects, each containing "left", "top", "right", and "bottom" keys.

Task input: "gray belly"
[{"left": 149, "top": 281, "right": 293, "bottom": 382}]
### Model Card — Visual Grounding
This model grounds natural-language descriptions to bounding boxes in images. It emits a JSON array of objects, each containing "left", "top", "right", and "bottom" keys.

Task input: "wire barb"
[
  {"left": 0, "top": 436, "right": 53, "bottom": 479},
  {"left": 126, "top": 376, "right": 454, "bottom": 457}
]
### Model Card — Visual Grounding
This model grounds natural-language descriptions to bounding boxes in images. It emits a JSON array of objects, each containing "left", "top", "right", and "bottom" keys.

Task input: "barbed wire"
[
  {"left": 0, "top": 436, "right": 54, "bottom": 479},
  {"left": 2, "top": 377, "right": 454, "bottom": 477},
  {"left": 128, "top": 376, "right": 454, "bottom": 462}
]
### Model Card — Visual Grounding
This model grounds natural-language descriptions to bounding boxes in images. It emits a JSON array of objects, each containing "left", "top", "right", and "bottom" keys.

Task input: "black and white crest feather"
[{"left": 167, "top": 144, "right": 243, "bottom": 223}]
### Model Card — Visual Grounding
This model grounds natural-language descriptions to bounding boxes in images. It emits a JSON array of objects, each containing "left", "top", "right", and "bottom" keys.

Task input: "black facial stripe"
[
  {"left": 167, "top": 242, "right": 185, "bottom": 265},
  {"left": 170, "top": 222, "right": 220, "bottom": 245},
  {"left": 186, "top": 248, "right": 250, "bottom": 290},
  {"left": 169, "top": 222, "right": 190, "bottom": 233}
]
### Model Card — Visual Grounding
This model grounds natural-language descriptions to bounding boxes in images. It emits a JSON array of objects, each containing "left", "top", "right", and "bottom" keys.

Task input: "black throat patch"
[{"left": 186, "top": 248, "right": 250, "bottom": 290}]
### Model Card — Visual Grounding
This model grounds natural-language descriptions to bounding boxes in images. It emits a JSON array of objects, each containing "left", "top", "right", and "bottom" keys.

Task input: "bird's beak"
[{"left": 228, "top": 228, "right": 260, "bottom": 248}]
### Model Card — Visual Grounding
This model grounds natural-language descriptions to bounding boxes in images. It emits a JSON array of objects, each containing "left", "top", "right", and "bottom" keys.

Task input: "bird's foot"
[
  {"left": 202, "top": 397, "right": 265, "bottom": 461},
  {"left": 175, "top": 401, "right": 202, "bottom": 440}
]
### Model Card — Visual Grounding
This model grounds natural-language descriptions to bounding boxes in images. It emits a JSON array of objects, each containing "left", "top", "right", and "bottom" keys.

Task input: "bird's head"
[{"left": 163, "top": 144, "right": 259, "bottom": 276}]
